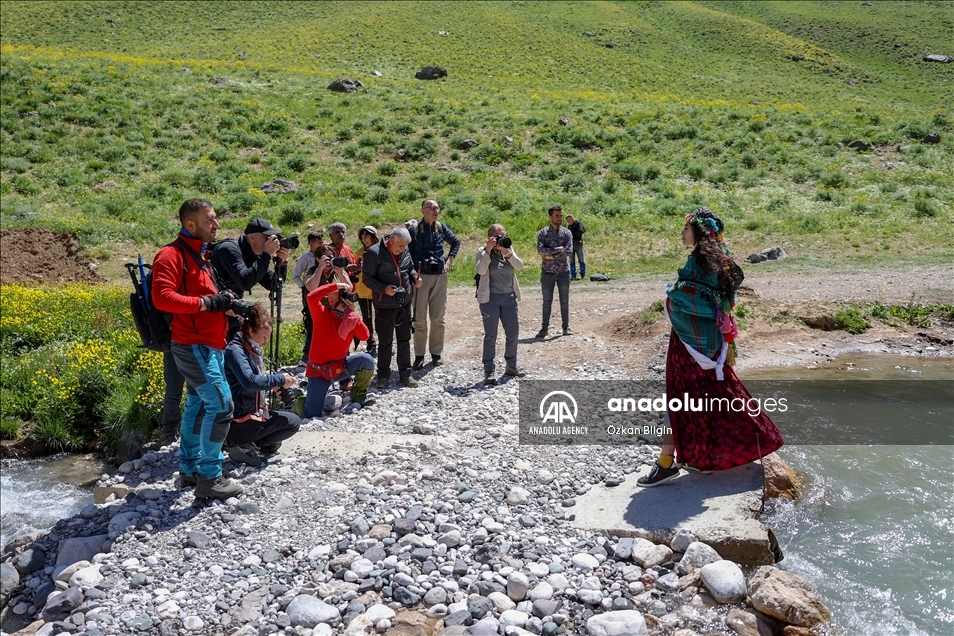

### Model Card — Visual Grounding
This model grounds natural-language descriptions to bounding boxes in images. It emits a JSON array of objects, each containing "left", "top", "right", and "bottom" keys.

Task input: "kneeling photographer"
[
  {"left": 362, "top": 227, "right": 421, "bottom": 388},
  {"left": 302, "top": 283, "right": 376, "bottom": 418},
  {"left": 223, "top": 302, "right": 301, "bottom": 466}
]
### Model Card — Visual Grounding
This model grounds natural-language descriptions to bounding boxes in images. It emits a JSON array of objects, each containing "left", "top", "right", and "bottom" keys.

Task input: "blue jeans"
[
  {"left": 570, "top": 243, "right": 585, "bottom": 278},
  {"left": 480, "top": 292, "right": 519, "bottom": 375},
  {"left": 302, "top": 353, "right": 376, "bottom": 418},
  {"left": 171, "top": 343, "right": 233, "bottom": 479},
  {"left": 541, "top": 271, "right": 571, "bottom": 331}
]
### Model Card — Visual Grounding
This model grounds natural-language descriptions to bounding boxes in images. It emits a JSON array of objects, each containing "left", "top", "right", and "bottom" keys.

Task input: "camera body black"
[
  {"left": 341, "top": 291, "right": 359, "bottom": 302},
  {"left": 230, "top": 298, "right": 254, "bottom": 317},
  {"left": 494, "top": 235, "right": 513, "bottom": 249},
  {"left": 331, "top": 256, "right": 351, "bottom": 268},
  {"left": 276, "top": 233, "right": 299, "bottom": 250},
  {"left": 393, "top": 288, "right": 407, "bottom": 305},
  {"left": 422, "top": 256, "right": 442, "bottom": 275},
  {"left": 278, "top": 385, "right": 303, "bottom": 409}
]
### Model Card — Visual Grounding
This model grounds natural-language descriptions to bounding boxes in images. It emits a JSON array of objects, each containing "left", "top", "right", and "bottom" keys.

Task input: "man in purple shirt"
[{"left": 536, "top": 206, "right": 574, "bottom": 338}]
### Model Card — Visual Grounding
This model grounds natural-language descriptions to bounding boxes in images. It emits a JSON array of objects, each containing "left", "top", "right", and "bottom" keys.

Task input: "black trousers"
[
  {"left": 226, "top": 410, "right": 301, "bottom": 454},
  {"left": 358, "top": 298, "right": 376, "bottom": 348},
  {"left": 375, "top": 305, "right": 411, "bottom": 378}
]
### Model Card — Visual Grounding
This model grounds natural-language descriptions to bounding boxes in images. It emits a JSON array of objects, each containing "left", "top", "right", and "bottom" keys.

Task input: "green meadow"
[{"left": 1, "top": 0, "right": 952, "bottom": 284}]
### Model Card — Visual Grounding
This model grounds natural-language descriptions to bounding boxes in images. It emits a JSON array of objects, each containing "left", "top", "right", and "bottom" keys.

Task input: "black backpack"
[{"left": 126, "top": 239, "right": 206, "bottom": 352}]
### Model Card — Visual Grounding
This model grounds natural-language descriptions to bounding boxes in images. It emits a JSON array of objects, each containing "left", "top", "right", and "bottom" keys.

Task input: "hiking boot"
[
  {"left": 178, "top": 473, "right": 198, "bottom": 488},
  {"left": 535, "top": 328, "right": 548, "bottom": 339},
  {"left": 228, "top": 445, "right": 263, "bottom": 467},
  {"left": 484, "top": 375, "right": 497, "bottom": 386},
  {"left": 636, "top": 462, "right": 681, "bottom": 488},
  {"left": 195, "top": 475, "right": 244, "bottom": 499},
  {"left": 562, "top": 328, "right": 575, "bottom": 336},
  {"left": 412, "top": 356, "right": 426, "bottom": 370},
  {"left": 257, "top": 445, "right": 280, "bottom": 461},
  {"left": 338, "top": 378, "right": 354, "bottom": 391},
  {"left": 367, "top": 343, "right": 377, "bottom": 357},
  {"left": 354, "top": 396, "right": 377, "bottom": 407},
  {"left": 375, "top": 376, "right": 389, "bottom": 389},
  {"left": 504, "top": 367, "right": 526, "bottom": 377},
  {"left": 431, "top": 355, "right": 443, "bottom": 366},
  {"left": 400, "top": 375, "right": 419, "bottom": 388}
]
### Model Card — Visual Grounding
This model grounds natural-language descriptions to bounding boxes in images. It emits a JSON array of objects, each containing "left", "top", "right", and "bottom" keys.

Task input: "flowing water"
[
  {"left": 0, "top": 453, "right": 109, "bottom": 549},
  {"left": 748, "top": 355, "right": 954, "bottom": 636},
  {"left": 0, "top": 355, "right": 950, "bottom": 635}
]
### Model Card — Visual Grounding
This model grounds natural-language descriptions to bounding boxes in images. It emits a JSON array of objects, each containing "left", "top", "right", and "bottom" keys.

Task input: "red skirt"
[{"left": 666, "top": 330, "right": 784, "bottom": 472}]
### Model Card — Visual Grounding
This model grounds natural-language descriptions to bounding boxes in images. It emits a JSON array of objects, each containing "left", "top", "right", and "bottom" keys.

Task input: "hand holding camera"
[
  {"left": 204, "top": 291, "right": 236, "bottom": 312},
  {"left": 331, "top": 256, "right": 351, "bottom": 268}
]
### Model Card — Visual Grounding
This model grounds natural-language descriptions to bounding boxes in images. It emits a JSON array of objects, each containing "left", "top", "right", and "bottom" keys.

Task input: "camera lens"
[
  {"left": 332, "top": 256, "right": 350, "bottom": 267},
  {"left": 279, "top": 235, "right": 300, "bottom": 250},
  {"left": 496, "top": 236, "right": 512, "bottom": 248}
]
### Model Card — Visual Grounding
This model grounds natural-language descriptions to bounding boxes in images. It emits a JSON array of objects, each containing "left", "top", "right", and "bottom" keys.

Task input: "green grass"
[{"left": 0, "top": 1, "right": 951, "bottom": 285}]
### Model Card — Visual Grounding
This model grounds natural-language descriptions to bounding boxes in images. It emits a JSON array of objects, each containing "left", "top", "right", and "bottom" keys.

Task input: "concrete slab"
[
  {"left": 278, "top": 431, "right": 423, "bottom": 458},
  {"left": 571, "top": 462, "right": 776, "bottom": 566}
]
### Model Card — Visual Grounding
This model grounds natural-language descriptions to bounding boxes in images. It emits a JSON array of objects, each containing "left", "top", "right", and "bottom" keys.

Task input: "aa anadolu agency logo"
[{"left": 539, "top": 390, "right": 578, "bottom": 424}]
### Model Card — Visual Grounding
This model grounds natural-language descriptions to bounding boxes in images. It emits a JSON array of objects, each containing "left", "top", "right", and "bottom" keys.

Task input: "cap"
[
  {"left": 360, "top": 225, "right": 379, "bottom": 239},
  {"left": 245, "top": 218, "right": 277, "bottom": 236}
]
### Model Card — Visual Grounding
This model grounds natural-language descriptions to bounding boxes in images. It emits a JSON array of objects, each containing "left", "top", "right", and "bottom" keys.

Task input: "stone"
[
  {"left": 847, "top": 140, "right": 871, "bottom": 151},
  {"left": 578, "top": 589, "right": 603, "bottom": 604},
  {"left": 392, "top": 587, "right": 421, "bottom": 607},
  {"left": 532, "top": 599, "right": 561, "bottom": 618},
  {"left": 93, "top": 484, "right": 133, "bottom": 504},
  {"left": 415, "top": 66, "right": 447, "bottom": 80},
  {"left": 507, "top": 487, "right": 531, "bottom": 505},
  {"left": 507, "top": 571, "right": 530, "bottom": 601},
  {"left": 488, "top": 591, "right": 515, "bottom": 612},
  {"left": 630, "top": 538, "right": 672, "bottom": 568},
  {"left": 923, "top": 132, "right": 941, "bottom": 144},
  {"left": 456, "top": 139, "right": 478, "bottom": 150},
  {"left": 499, "top": 609, "right": 529, "bottom": 628},
  {"left": 748, "top": 567, "right": 831, "bottom": 627},
  {"left": 469, "top": 615, "right": 500, "bottom": 635},
  {"left": 260, "top": 178, "right": 299, "bottom": 194},
  {"left": 529, "top": 582, "right": 554, "bottom": 601},
  {"left": 55, "top": 535, "right": 109, "bottom": 571},
  {"left": 759, "top": 246, "right": 786, "bottom": 261},
  {"left": 108, "top": 511, "right": 140, "bottom": 535},
  {"left": 364, "top": 604, "right": 396, "bottom": 623},
  {"left": 669, "top": 529, "right": 695, "bottom": 553},
  {"left": 700, "top": 560, "right": 746, "bottom": 604},
  {"left": 571, "top": 553, "right": 599, "bottom": 571},
  {"left": 725, "top": 607, "right": 775, "bottom": 636},
  {"left": 444, "top": 609, "right": 470, "bottom": 626},
  {"left": 42, "top": 586, "right": 83, "bottom": 621},
  {"left": 286, "top": 595, "right": 340, "bottom": 627},
  {"left": 761, "top": 454, "right": 799, "bottom": 500},
  {"left": 15, "top": 548, "right": 45, "bottom": 575},
  {"left": 328, "top": 78, "right": 364, "bottom": 93},
  {"left": 344, "top": 614, "right": 374, "bottom": 635},
  {"left": 614, "top": 537, "right": 634, "bottom": 560},
  {"left": 439, "top": 529, "right": 462, "bottom": 547},
  {"left": 676, "top": 542, "right": 722, "bottom": 575},
  {"left": 393, "top": 517, "right": 416, "bottom": 535},
  {"left": 585, "top": 610, "right": 647, "bottom": 636},
  {"left": 423, "top": 586, "right": 447, "bottom": 606},
  {"left": 68, "top": 563, "right": 103, "bottom": 589},
  {"left": 156, "top": 600, "right": 180, "bottom": 620},
  {"left": 1, "top": 561, "right": 19, "bottom": 607},
  {"left": 923, "top": 54, "right": 952, "bottom": 63},
  {"left": 183, "top": 615, "right": 204, "bottom": 631},
  {"left": 368, "top": 524, "right": 392, "bottom": 540},
  {"left": 468, "top": 595, "right": 494, "bottom": 619},
  {"left": 186, "top": 530, "right": 211, "bottom": 549}
]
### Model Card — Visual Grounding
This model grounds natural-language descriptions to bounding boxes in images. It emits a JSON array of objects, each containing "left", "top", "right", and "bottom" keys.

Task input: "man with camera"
[
  {"left": 292, "top": 230, "right": 325, "bottom": 365},
  {"left": 476, "top": 224, "right": 526, "bottom": 386},
  {"left": 362, "top": 227, "right": 422, "bottom": 388},
  {"left": 301, "top": 282, "right": 376, "bottom": 418},
  {"left": 409, "top": 199, "right": 460, "bottom": 370},
  {"left": 211, "top": 217, "right": 292, "bottom": 299},
  {"left": 536, "top": 205, "right": 574, "bottom": 338},
  {"left": 151, "top": 198, "right": 244, "bottom": 500}
]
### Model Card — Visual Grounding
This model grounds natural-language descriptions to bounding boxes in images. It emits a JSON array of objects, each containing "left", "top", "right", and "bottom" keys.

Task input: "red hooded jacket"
[{"left": 306, "top": 282, "right": 369, "bottom": 377}]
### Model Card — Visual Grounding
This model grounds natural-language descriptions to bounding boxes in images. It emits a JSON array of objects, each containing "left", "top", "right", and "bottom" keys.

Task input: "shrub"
[
  {"left": 279, "top": 202, "right": 307, "bottom": 225},
  {"left": 377, "top": 161, "right": 398, "bottom": 176},
  {"left": 819, "top": 170, "right": 848, "bottom": 188},
  {"left": 913, "top": 199, "right": 939, "bottom": 217},
  {"left": 740, "top": 152, "right": 758, "bottom": 169},
  {"left": 224, "top": 192, "right": 258, "bottom": 214},
  {"left": 365, "top": 186, "right": 390, "bottom": 204},
  {"left": 482, "top": 189, "right": 514, "bottom": 211},
  {"left": 613, "top": 162, "right": 644, "bottom": 182},
  {"left": 559, "top": 174, "right": 587, "bottom": 193},
  {"left": 1, "top": 157, "right": 30, "bottom": 173},
  {"left": 285, "top": 154, "right": 312, "bottom": 172},
  {"left": 687, "top": 162, "right": 706, "bottom": 180},
  {"left": 833, "top": 308, "right": 870, "bottom": 334}
]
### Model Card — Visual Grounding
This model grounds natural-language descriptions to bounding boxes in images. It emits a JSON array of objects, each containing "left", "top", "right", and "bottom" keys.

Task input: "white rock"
[
  {"left": 536, "top": 470, "right": 554, "bottom": 484},
  {"left": 69, "top": 564, "right": 103, "bottom": 589},
  {"left": 286, "top": 594, "right": 340, "bottom": 627},
  {"left": 183, "top": 615, "right": 204, "bottom": 631},
  {"left": 630, "top": 538, "right": 672, "bottom": 568},
  {"left": 676, "top": 542, "right": 722, "bottom": 575},
  {"left": 585, "top": 610, "right": 648, "bottom": 636},
  {"left": 548, "top": 573, "right": 570, "bottom": 590},
  {"left": 54, "top": 560, "right": 90, "bottom": 584},
  {"left": 350, "top": 558, "right": 374, "bottom": 578},
  {"left": 308, "top": 545, "right": 332, "bottom": 559},
  {"left": 344, "top": 614, "right": 374, "bottom": 635},
  {"left": 578, "top": 589, "right": 603, "bottom": 604},
  {"left": 571, "top": 553, "right": 599, "bottom": 571},
  {"left": 364, "top": 604, "right": 395, "bottom": 623},
  {"left": 488, "top": 591, "right": 516, "bottom": 612},
  {"left": 529, "top": 582, "right": 554, "bottom": 601},
  {"left": 700, "top": 560, "right": 746, "bottom": 604},
  {"left": 670, "top": 528, "right": 696, "bottom": 553},
  {"left": 506, "top": 487, "right": 531, "bottom": 505},
  {"left": 507, "top": 571, "right": 530, "bottom": 601},
  {"left": 499, "top": 609, "right": 529, "bottom": 627},
  {"left": 156, "top": 600, "right": 180, "bottom": 620},
  {"left": 528, "top": 562, "right": 550, "bottom": 577}
]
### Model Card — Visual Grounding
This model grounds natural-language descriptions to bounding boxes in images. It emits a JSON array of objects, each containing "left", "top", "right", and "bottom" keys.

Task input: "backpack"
[{"left": 126, "top": 239, "right": 206, "bottom": 352}]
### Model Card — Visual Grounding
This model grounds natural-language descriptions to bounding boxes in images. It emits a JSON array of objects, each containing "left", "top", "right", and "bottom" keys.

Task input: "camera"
[
  {"left": 494, "top": 235, "right": 512, "bottom": 249},
  {"left": 331, "top": 256, "right": 351, "bottom": 268},
  {"left": 341, "top": 291, "right": 359, "bottom": 302},
  {"left": 276, "top": 233, "right": 300, "bottom": 250},
  {"left": 422, "top": 256, "right": 442, "bottom": 275},
  {"left": 278, "top": 385, "right": 303, "bottom": 409},
  {"left": 230, "top": 298, "right": 254, "bottom": 317},
  {"left": 393, "top": 288, "right": 407, "bottom": 305}
]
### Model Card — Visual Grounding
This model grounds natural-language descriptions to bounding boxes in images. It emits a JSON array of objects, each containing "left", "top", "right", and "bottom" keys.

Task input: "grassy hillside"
[{"left": 1, "top": 0, "right": 951, "bottom": 284}]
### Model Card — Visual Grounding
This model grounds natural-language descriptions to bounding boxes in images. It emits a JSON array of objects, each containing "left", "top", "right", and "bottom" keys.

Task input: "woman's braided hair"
[{"left": 686, "top": 207, "right": 740, "bottom": 300}]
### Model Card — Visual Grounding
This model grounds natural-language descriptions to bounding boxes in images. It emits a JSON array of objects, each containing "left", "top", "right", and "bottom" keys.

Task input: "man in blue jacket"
[{"left": 409, "top": 199, "right": 460, "bottom": 370}]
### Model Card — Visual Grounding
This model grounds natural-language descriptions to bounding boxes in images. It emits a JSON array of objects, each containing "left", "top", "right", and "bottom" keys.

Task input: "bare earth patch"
[{"left": 0, "top": 228, "right": 105, "bottom": 285}]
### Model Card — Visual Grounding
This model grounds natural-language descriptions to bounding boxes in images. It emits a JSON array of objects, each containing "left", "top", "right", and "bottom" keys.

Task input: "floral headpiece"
[{"left": 685, "top": 207, "right": 725, "bottom": 242}]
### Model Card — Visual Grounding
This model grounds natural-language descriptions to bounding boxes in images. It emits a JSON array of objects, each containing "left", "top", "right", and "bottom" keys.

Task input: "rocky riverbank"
[{"left": 0, "top": 359, "right": 830, "bottom": 636}]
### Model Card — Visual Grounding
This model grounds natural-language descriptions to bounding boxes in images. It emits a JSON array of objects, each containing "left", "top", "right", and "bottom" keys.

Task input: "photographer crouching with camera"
[
  {"left": 362, "top": 227, "right": 422, "bottom": 388},
  {"left": 301, "top": 282, "right": 376, "bottom": 418},
  {"left": 223, "top": 303, "right": 302, "bottom": 466}
]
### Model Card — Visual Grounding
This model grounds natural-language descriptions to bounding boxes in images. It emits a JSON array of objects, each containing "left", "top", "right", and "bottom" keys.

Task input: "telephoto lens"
[
  {"left": 230, "top": 298, "right": 254, "bottom": 317},
  {"left": 342, "top": 292, "right": 359, "bottom": 302},
  {"left": 331, "top": 256, "right": 350, "bottom": 267},
  {"left": 277, "top": 234, "right": 300, "bottom": 250}
]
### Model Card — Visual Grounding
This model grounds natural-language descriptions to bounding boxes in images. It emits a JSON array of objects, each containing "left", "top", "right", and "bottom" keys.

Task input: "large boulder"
[
  {"left": 328, "top": 78, "right": 364, "bottom": 93},
  {"left": 286, "top": 594, "right": 340, "bottom": 627},
  {"left": 0, "top": 562, "right": 19, "bottom": 608},
  {"left": 923, "top": 54, "right": 951, "bottom": 63},
  {"left": 260, "top": 179, "right": 299, "bottom": 194},
  {"left": 761, "top": 454, "right": 799, "bottom": 500},
  {"left": 700, "top": 560, "right": 746, "bottom": 604},
  {"left": 415, "top": 66, "right": 447, "bottom": 80},
  {"left": 676, "top": 542, "right": 721, "bottom": 575},
  {"left": 748, "top": 567, "right": 831, "bottom": 628},
  {"left": 585, "top": 610, "right": 648, "bottom": 636}
]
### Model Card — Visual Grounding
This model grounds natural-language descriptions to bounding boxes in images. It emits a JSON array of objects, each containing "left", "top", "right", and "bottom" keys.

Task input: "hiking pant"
[
  {"left": 480, "top": 292, "right": 519, "bottom": 376},
  {"left": 161, "top": 351, "right": 185, "bottom": 441},
  {"left": 541, "top": 271, "right": 571, "bottom": 331},
  {"left": 171, "top": 343, "right": 233, "bottom": 479},
  {"left": 570, "top": 242, "right": 586, "bottom": 278},
  {"left": 302, "top": 288, "right": 314, "bottom": 359},
  {"left": 226, "top": 410, "right": 301, "bottom": 455},
  {"left": 412, "top": 273, "right": 448, "bottom": 357},
  {"left": 302, "top": 353, "right": 375, "bottom": 418},
  {"left": 375, "top": 305, "right": 412, "bottom": 380}
]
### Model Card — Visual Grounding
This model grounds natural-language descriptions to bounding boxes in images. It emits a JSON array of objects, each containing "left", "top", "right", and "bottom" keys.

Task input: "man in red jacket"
[
  {"left": 302, "top": 282, "right": 376, "bottom": 418},
  {"left": 151, "top": 199, "right": 243, "bottom": 500}
]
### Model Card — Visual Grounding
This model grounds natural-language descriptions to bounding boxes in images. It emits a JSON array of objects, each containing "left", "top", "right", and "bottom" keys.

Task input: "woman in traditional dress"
[{"left": 637, "top": 207, "right": 784, "bottom": 487}]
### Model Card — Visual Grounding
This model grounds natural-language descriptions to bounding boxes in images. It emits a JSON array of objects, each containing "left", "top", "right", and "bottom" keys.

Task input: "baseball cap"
[
  {"left": 244, "top": 218, "right": 277, "bottom": 236},
  {"left": 360, "top": 225, "right": 379, "bottom": 239}
]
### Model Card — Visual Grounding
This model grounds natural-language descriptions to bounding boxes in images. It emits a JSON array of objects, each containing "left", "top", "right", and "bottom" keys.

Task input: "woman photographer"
[
  {"left": 355, "top": 226, "right": 379, "bottom": 357},
  {"left": 637, "top": 207, "right": 783, "bottom": 487},
  {"left": 223, "top": 303, "right": 301, "bottom": 467},
  {"left": 476, "top": 224, "right": 526, "bottom": 385}
]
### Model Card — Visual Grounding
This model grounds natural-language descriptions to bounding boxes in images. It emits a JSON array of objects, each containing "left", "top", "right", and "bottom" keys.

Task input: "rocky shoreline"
[{"left": 1, "top": 362, "right": 830, "bottom": 636}]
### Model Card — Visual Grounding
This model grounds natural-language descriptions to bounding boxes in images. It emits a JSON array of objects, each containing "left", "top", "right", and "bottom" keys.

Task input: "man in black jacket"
[
  {"left": 566, "top": 214, "right": 586, "bottom": 280},
  {"left": 211, "top": 217, "right": 290, "bottom": 298},
  {"left": 362, "top": 227, "right": 422, "bottom": 389}
]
